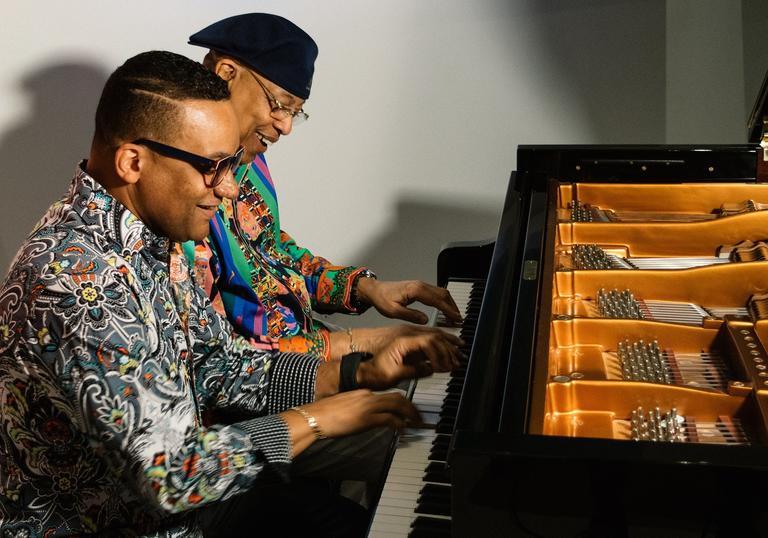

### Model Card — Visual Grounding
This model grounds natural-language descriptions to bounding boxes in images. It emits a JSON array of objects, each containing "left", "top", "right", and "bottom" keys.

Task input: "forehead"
[{"left": 175, "top": 99, "right": 239, "bottom": 153}]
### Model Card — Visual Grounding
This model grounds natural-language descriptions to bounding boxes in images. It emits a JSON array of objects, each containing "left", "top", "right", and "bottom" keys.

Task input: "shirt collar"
[{"left": 70, "top": 161, "right": 170, "bottom": 261}]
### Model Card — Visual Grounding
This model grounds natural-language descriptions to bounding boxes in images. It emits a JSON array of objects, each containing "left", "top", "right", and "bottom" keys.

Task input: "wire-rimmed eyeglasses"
[{"left": 246, "top": 70, "right": 309, "bottom": 125}]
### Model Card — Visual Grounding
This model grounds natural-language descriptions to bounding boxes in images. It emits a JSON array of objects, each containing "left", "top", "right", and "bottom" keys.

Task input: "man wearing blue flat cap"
[
  {"left": 183, "top": 13, "right": 464, "bottom": 368},
  {"left": 179, "top": 14, "right": 466, "bottom": 533}
]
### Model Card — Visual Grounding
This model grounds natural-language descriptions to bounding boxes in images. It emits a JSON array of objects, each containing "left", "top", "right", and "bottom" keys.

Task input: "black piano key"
[
  {"left": 429, "top": 435, "right": 450, "bottom": 456},
  {"left": 439, "top": 399, "right": 457, "bottom": 412},
  {"left": 440, "top": 396, "right": 457, "bottom": 407},
  {"left": 461, "top": 332, "right": 476, "bottom": 340},
  {"left": 432, "top": 433, "right": 451, "bottom": 446},
  {"left": 409, "top": 529, "right": 451, "bottom": 538},
  {"left": 439, "top": 405, "right": 457, "bottom": 418},
  {"left": 444, "top": 393, "right": 461, "bottom": 405},
  {"left": 438, "top": 413, "right": 456, "bottom": 425},
  {"left": 424, "top": 461, "right": 450, "bottom": 483},
  {"left": 445, "top": 388, "right": 462, "bottom": 399},
  {"left": 415, "top": 500, "right": 451, "bottom": 517},
  {"left": 440, "top": 398, "right": 459, "bottom": 410},
  {"left": 429, "top": 446, "right": 447, "bottom": 462},
  {"left": 420, "top": 483, "right": 452, "bottom": 501},
  {"left": 409, "top": 516, "right": 451, "bottom": 537},
  {"left": 436, "top": 419, "right": 454, "bottom": 435},
  {"left": 446, "top": 384, "right": 462, "bottom": 395},
  {"left": 448, "top": 378, "right": 464, "bottom": 389}
]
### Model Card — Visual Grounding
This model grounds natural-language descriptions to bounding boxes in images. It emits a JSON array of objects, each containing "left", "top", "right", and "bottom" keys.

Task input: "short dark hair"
[{"left": 93, "top": 50, "right": 230, "bottom": 147}]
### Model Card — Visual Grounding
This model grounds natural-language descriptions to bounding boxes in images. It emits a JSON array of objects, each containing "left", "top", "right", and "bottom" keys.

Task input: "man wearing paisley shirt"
[
  {"left": 183, "top": 13, "right": 464, "bottom": 362},
  {"left": 0, "top": 51, "right": 461, "bottom": 537}
]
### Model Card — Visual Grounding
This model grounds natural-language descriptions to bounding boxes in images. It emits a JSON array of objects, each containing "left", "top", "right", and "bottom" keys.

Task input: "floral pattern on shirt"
[{"left": 0, "top": 164, "right": 320, "bottom": 537}]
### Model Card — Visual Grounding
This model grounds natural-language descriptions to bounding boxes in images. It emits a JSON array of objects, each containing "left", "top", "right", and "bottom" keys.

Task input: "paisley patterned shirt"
[
  {"left": 0, "top": 164, "right": 321, "bottom": 537},
  {"left": 183, "top": 155, "right": 369, "bottom": 360}
]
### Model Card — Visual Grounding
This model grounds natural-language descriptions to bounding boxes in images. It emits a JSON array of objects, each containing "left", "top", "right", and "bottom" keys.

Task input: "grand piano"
[
  {"left": 449, "top": 144, "right": 768, "bottom": 537},
  {"left": 368, "top": 86, "right": 768, "bottom": 537}
]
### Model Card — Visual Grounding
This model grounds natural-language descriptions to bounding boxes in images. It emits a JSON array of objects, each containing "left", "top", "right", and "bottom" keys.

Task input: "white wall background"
[{"left": 1, "top": 0, "right": 765, "bottom": 324}]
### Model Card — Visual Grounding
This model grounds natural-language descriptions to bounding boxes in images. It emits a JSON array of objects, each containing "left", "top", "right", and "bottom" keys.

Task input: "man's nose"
[
  {"left": 275, "top": 114, "right": 293, "bottom": 136},
  {"left": 215, "top": 169, "right": 239, "bottom": 200}
]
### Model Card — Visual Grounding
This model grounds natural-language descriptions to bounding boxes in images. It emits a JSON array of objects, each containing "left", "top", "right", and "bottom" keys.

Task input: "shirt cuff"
[
  {"left": 277, "top": 330, "right": 331, "bottom": 361},
  {"left": 237, "top": 414, "right": 292, "bottom": 465},
  {"left": 342, "top": 267, "right": 373, "bottom": 314},
  {"left": 266, "top": 353, "right": 320, "bottom": 414},
  {"left": 236, "top": 414, "right": 292, "bottom": 481}
]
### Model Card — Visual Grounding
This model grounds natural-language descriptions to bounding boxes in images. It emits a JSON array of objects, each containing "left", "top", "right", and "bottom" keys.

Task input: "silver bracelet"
[
  {"left": 346, "top": 327, "right": 358, "bottom": 353},
  {"left": 290, "top": 406, "right": 327, "bottom": 440}
]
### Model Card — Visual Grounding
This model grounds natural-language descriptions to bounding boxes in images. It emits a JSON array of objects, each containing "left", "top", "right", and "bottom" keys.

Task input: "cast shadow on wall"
[
  {"left": 0, "top": 61, "right": 108, "bottom": 275},
  {"left": 322, "top": 197, "right": 501, "bottom": 330}
]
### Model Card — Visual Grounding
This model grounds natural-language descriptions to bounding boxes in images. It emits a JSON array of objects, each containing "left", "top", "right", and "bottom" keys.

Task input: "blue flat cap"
[{"left": 189, "top": 13, "right": 318, "bottom": 100}]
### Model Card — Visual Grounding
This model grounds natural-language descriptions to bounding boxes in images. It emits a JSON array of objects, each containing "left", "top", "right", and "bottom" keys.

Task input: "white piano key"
[
  {"left": 376, "top": 495, "right": 420, "bottom": 510},
  {"left": 380, "top": 482, "right": 421, "bottom": 495}
]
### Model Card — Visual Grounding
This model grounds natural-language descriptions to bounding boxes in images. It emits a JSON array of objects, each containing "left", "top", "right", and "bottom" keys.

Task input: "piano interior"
[{"left": 535, "top": 181, "right": 768, "bottom": 447}]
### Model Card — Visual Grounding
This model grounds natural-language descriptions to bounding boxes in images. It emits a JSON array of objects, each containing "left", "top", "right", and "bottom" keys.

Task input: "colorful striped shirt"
[{"left": 184, "top": 155, "right": 368, "bottom": 360}]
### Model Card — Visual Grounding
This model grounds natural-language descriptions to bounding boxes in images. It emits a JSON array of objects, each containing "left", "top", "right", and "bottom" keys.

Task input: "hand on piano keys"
[
  {"left": 354, "top": 278, "right": 463, "bottom": 325},
  {"left": 342, "top": 324, "right": 463, "bottom": 357},
  {"left": 367, "top": 279, "right": 481, "bottom": 536},
  {"left": 296, "top": 390, "right": 423, "bottom": 439},
  {"left": 356, "top": 331, "right": 464, "bottom": 391}
]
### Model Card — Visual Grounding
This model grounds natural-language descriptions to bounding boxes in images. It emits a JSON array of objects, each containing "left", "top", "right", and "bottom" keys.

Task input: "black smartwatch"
[
  {"left": 339, "top": 352, "right": 371, "bottom": 392},
  {"left": 350, "top": 269, "right": 377, "bottom": 311}
]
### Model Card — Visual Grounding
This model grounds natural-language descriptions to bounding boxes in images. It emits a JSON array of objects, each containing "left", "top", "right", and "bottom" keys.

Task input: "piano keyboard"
[{"left": 367, "top": 279, "right": 483, "bottom": 537}]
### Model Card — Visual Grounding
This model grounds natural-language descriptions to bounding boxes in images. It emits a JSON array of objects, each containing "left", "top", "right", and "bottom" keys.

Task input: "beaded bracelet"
[
  {"left": 350, "top": 269, "right": 377, "bottom": 311},
  {"left": 290, "top": 406, "right": 327, "bottom": 440}
]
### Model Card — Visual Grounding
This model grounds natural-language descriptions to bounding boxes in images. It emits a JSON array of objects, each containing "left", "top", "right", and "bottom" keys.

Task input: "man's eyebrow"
[{"left": 207, "top": 151, "right": 232, "bottom": 159}]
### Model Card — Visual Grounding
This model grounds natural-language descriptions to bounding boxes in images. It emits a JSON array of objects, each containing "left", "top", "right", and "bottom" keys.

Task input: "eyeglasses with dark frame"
[
  {"left": 246, "top": 70, "right": 310, "bottom": 125},
  {"left": 133, "top": 139, "right": 244, "bottom": 188}
]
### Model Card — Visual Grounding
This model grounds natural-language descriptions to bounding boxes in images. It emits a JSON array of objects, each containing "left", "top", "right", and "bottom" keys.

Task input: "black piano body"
[{"left": 447, "top": 145, "right": 768, "bottom": 537}]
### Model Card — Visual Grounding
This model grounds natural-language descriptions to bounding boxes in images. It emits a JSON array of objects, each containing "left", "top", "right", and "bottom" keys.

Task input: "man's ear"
[
  {"left": 114, "top": 143, "right": 144, "bottom": 185},
  {"left": 214, "top": 58, "right": 238, "bottom": 85}
]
